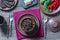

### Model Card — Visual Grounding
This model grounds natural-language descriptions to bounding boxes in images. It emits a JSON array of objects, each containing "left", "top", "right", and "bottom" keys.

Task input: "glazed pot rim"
[{"left": 19, "top": 16, "right": 36, "bottom": 32}]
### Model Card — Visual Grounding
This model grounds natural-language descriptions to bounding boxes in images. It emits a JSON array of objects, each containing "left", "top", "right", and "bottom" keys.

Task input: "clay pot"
[
  {"left": 47, "top": 18, "right": 60, "bottom": 32},
  {"left": 17, "top": 14, "right": 39, "bottom": 36}
]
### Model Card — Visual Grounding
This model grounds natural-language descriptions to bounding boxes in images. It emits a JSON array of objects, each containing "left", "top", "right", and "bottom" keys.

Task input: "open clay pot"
[
  {"left": 17, "top": 14, "right": 39, "bottom": 36},
  {"left": 47, "top": 18, "right": 60, "bottom": 32},
  {"left": 38, "top": 0, "right": 60, "bottom": 15},
  {"left": 0, "top": 16, "right": 9, "bottom": 35},
  {"left": 0, "top": 0, "right": 18, "bottom": 11}
]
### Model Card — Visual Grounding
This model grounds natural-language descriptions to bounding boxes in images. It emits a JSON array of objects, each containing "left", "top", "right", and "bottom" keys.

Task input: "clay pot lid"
[
  {"left": 17, "top": 14, "right": 39, "bottom": 36},
  {"left": 38, "top": 0, "right": 60, "bottom": 15},
  {"left": 47, "top": 18, "right": 60, "bottom": 32},
  {"left": 0, "top": 0, "right": 18, "bottom": 11}
]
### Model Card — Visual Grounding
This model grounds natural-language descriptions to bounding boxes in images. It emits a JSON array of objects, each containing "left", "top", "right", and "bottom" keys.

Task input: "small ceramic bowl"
[
  {"left": 17, "top": 14, "right": 39, "bottom": 36},
  {"left": 47, "top": 18, "right": 60, "bottom": 32},
  {"left": 38, "top": 0, "right": 60, "bottom": 15},
  {"left": 20, "top": 0, "right": 38, "bottom": 9}
]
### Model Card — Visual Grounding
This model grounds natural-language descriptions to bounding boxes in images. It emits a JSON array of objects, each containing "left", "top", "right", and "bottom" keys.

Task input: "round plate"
[
  {"left": 17, "top": 14, "right": 39, "bottom": 36},
  {"left": 38, "top": 0, "right": 60, "bottom": 15},
  {"left": 0, "top": 0, "right": 18, "bottom": 11}
]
